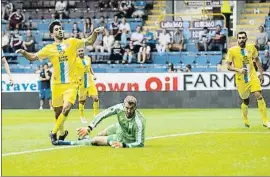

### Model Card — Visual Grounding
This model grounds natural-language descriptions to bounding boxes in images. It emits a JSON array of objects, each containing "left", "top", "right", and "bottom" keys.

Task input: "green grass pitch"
[{"left": 2, "top": 109, "right": 270, "bottom": 176}]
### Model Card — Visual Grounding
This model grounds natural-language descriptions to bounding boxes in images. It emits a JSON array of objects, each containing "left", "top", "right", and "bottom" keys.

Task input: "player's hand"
[
  {"left": 93, "top": 76, "right": 97, "bottom": 80},
  {"left": 77, "top": 127, "right": 90, "bottom": 137},
  {"left": 259, "top": 74, "right": 264, "bottom": 84},
  {"left": 94, "top": 26, "right": 104, "bottom": 33},
  {"left": 15, "top": 49, "right": 26, "bottom": 55},
  {"left": 111, "top": 141, "right": 123, "bottom": 148},
  {"left": 239, "top": 68, "right": 247, "bottom": 75}
]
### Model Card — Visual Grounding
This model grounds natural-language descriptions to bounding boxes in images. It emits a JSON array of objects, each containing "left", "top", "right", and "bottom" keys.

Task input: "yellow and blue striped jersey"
[
  {"left": 37, "top": 38, "right": 85, "bottom": 85},
  {"left": 76, "top": 56, "right": 92, "bottom": 88}
]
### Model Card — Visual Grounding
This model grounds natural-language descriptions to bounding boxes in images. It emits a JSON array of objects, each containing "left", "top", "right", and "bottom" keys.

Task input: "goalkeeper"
[{"left": 55, "top": 95, "right": 146, "bottom": 148}]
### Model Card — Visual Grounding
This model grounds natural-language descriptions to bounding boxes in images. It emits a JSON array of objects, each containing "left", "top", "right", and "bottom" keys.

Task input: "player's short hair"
[
  {"left": 49, "top": 20, "right": 62, "bottom": 33},
  {"left": 237, "top": 31, "right": 247, "bottom": 38},
  {"left": 124, "top": 96, "right": 137, "bottom": 107},
  {"left": 43, "top": 63, "right": 48, "bottom": 67}
]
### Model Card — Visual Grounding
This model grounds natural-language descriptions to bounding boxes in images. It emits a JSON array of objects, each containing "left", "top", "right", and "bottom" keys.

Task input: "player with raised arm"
[
  {"left": 2, "top": 49, "right": 14, "bottom": 85},
  {"left": 16, "top": 20, "right": 104, "bottom": 144},
  {"left": 76, "top": 48, "right": 99, "bottom": 124},
  {"left": 226, "top": 31, "right": 269, "bottom": 128},
  {"left": 55, "top": 96, "right": 146, "bottom": 148}
]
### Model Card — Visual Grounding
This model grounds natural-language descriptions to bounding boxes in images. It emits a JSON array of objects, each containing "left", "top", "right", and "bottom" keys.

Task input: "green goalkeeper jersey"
[{"left": 89, "top": 103, "right": 146, "bottom": 148}]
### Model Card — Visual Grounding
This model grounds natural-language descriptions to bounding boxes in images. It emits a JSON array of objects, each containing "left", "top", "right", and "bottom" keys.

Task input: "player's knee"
[
  {"left": 91, "top": 137, "right": 99, "bottom": 145},
  {"left": 243, "top": 98, "right": 249, "bottom": 106},
  {"left": 79, "top": 100, "right": 86, "bottom": 105},
  {"left": 254, "top": 92, "right": 263, "bottom": 100},
  {"left": 62, "top": 106, "right": 72, "bottom": 116},
  {"left": 94, "top": 97, "right": 99, "bottom": 102}
]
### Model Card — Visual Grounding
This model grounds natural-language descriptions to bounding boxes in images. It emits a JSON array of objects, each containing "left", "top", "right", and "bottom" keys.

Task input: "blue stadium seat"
[
  {"left": 152, "top": 53, "right": 167, "bottom": 64},
  {"left": 105, "top": 68, "right": 120, "bottom": 73},
  {"left": 196, "top": 56, "right": 208, "bottom": 65},
  {"left": 186, "top": 43, "right": 197, "bottom": 52},
  {"left": 167, "top": 53, "right": 181, "bottom": 64},
  {"left": 181, "top": 55, "right": 195, "bottom": 65},
  {"left": 209, "top": 55, "right": 222, "bottom": 65},
  {"left": 17, "top": 57, "right": 31, "bottom": 65},
  {"left": 93, "top": 68, "right": 106, "bottom": 73},
  {"left": 37, "top": 23, "right": 48, "bottom": 31},
  {"left": 120, "top": 68, "right": 134, "bottom": 72}
]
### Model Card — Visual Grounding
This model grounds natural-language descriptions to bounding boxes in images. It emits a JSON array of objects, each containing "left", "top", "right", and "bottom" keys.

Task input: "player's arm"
[
  {"left": 77, "top": 104, "right": 122, "bottom": 137},
  {"left": 2, "top": 56, "right": 14, "bottom": 84},
  {"left": 253, "top": 46, "right": 264, "bottom": 83},
  {"left": 15, "top": 49, "right": 38, "bottom": 61},
  {"left": 123, "top": 122, "right": 144, "bottom": 148},
  {"left": 84, "top": 27, "right": 104, "bottom": 46},
  {"left": 45, "top": 70, "right": 51, "bottom": 80},
  {"left": 225, "top": 49, "right": 245, "bottom": 74}
]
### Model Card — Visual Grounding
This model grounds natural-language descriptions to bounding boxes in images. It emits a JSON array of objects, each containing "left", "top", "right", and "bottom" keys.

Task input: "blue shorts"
[{"left": 39, "top": 88, "right": 52, "bottom": 100}]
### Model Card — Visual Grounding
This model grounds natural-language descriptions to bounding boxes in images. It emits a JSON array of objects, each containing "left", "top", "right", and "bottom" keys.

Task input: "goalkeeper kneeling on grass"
[{"left": 55, "top": 95, "right": 146, "bottom": 148}]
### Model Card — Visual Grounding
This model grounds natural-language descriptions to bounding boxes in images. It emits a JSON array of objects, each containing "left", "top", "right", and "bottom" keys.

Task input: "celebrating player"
[
  {"left": 76, "top": 48, "right": 99, "bottom": 124},
  {"left": 16, "top": 20, "right": 104, "bottom": 144},
  {"left": 226, "top": 31, "right": 269, "bottom": 128},
  {"left": 55, "top": 95, "right": 146, "bottom": 148},
  {"left": 2, "top": 49, "right": 14, "bottom": 85}
]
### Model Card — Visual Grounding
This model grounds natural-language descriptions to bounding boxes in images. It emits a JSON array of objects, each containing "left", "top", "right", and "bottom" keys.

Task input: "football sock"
[
  {"left": 241, "top": 103, "right": 249, "bottom": 125},
  {"left": 93, "top": 100, "right": 99, "bottom": 116},
  {"left": 257, "top": 98, "right": 268, "bottom": 124},
  {"left": 79, "top": 103, "right": 85, "bottom": 118},
  {"left": 52, "top": 113, "right": 67, "bottom": 134}
]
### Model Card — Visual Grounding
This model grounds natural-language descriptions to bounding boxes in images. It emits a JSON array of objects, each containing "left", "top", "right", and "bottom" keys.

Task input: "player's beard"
[
  {"left": 79, "top": 54, "right": 84, "bottom": 58},
  {"left": 238, "top": 41, "right": 246, "bottom": 48},
  {"left": 56, "top": 32, "right": 64, "bottom": 40}
]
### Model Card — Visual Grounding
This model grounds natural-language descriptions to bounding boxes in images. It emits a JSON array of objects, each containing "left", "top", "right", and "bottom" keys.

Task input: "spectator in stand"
[
  {"left": 97, "top": 16, "right": 106, "bottom": 28},
  {"left": 131, "top": 25, "right": 144, "bottom": 53},
  {"left": 103, "top": 29, "right": 115, "bottom": 54},
  {"left": 2, "top": 0, "right": 14, "bottom": 22},
  {"left": 109, "top": 41, "right": 124, "bottom": 64},
  {"left": 156, "top": 29, "right": 171, "bottom": 53},
  {"left": 256, "top": 25, "right": 269, "bottom": 57},
  {"left": 169, "top": 28, "right": 185, "bottom": 51},
  {"left": 98, "top": 0, "right": 110, "bottom": 11},
  {"left": 8, "top": 9, "right": 25, "bottom": 30},
  {"left": 71, "top": 22, "right": 83, "bottom": 39},
  {"left": 2, "top": 31, "right": 12, "bottom": 53},
  {"left": 261, "top": 52, "right": 270, "bottom": 71},
  {"left": 137, "top": 39, "right": 151, "bottom": 63},
  {"left": 208, "top": 25, "right": 226, "bottom": 51},
  {"left": 94, "top": 30, "right": 104, "bottom": 53},
  {"left": 110, "top": 15, "right": 121, "bottom": 41},
  {"left": 23, "top": 30, "right": 35, "bottom": 52},
  {"left": 120, "top": 28, "right": 130, "bottom": 47},
  {"left": 122, "top": 40, "right": 135, "bottom": 64},
  {"left": 117, "top": 1, "right": 134, "bottom": 17},
  {"left": 83, "top": 17, "right": 94, "bottom": 37},
  {"left": 180, "top": 64, "right": 192, "bottom": 72},
  {"left": 110, "top": 0, "right": 118, "bottom": 10},
  {"left": 55, "top": 0, "right": 68, "bottom": 19},
  {"left": 196, "top": 27, "right": 211, "bottom": 51},
  {"left": 10, "top": 29, "right": 26, "bottom": 52},
  {"left": 39, "top": 63, "right": 53, "bottom": 110},
  {"left": 132, "top": 1, "right": 146, "bottom": 19},
  {"left": 119, "top": 17, "right": 131, "bottom": 33},
  {"left": 143, "top": 28, "right": 155, "bottom": 50},
  {"left": 168, "top": 63, "right": 177, "bottom": 72}
]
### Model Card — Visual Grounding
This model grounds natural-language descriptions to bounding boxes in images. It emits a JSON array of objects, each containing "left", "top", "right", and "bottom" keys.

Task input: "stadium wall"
[
  {"left": 2, "top": 72, "right": 270, "bottom": 109},
  {"left": 2, "top": 90, "right": 270, "bottom": 109}
]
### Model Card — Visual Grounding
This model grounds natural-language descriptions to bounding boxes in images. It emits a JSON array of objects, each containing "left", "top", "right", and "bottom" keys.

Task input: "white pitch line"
[
  {"left": 2, "top": 132, "right": 203, "bottom": 157},
  {"left": 2, "top": 131, "right": 269, "bottom": 157},
  {"left": 207, "top": 131, "right": 270, "bottom": 134}
]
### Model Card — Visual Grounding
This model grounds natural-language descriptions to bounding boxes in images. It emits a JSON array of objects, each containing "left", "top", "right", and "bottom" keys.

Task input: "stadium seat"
[
  {"left": 152, "top": 53, "right": 167, "bottom": 64},
  {"left": 181, "top": 55, "right": 195, "bottom": 65}
]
